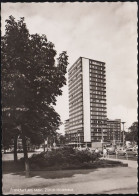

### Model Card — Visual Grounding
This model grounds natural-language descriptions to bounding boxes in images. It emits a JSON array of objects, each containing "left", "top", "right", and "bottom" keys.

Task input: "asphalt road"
[
  {"left": 2, "top": 152, "right": 138, "bottom": 194},
  {"left": 3, "top": 166, "right": 137, "bottom": 194}
]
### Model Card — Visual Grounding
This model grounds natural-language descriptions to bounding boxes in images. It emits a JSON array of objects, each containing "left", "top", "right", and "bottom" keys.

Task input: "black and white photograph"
[{"left": 1, "top": 1, "right": 138, "bottom": 194}]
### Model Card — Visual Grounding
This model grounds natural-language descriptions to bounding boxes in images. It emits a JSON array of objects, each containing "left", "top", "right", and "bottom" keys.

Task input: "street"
[
  {"left": 3, "top": 166, "right": 137, "bottom": 194},
  {"left": 2, "top": 153, "right": 138, "bottom": 194}
]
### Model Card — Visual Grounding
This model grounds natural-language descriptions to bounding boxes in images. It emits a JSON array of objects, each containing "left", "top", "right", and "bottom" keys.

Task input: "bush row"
[{"left": 27, "top": 147, "right": 101, "bottom": 169}]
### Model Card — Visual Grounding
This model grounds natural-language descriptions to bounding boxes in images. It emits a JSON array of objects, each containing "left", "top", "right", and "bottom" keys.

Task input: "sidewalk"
[
  {"left": 103, "top": 157, "right": 138, "bottom": 169},
  {"left": 3, "top": 167, "right": 137, "bottom": 194}
]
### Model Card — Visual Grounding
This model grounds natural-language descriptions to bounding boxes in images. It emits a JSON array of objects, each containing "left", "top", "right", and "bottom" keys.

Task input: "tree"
[
  {"left": 2, "top": 109, "right": 21, "bottom": 162},
  {"left": 55, "top": 133, "right": 66, "bottom": 146},
  {"left": 125, "top": 122, "right": 138, "bottom": 143},
  {"left": 2, "top": 16, "right": 68, "bottom": 177}
]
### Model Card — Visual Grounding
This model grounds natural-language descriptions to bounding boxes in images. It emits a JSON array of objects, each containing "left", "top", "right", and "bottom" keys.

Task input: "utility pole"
[
  {"left": 78, "top": 130, "right": 80, "bottom": 148},
  {"left": 101, "top": 121, "right": 103, "bottom": 151},
  {"left": 113, "top": 124, "right": 114, "bottom": 145},
  {"left": 113, "top": 124, "right": 115, "bottom": 146},
  {"left": 76, "top": 133, "right": 78, "bottom": 148},
  {"left": 101, "top": 128, "right": 103, "bottom": 151},
  {"left": 79, "top": 133, "right": 80, "bottom": 148},
  {"left": 121, "top": 122, "right": 126, "bottom": 147}
]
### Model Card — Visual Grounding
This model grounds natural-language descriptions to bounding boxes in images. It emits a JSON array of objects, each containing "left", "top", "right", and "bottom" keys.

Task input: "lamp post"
[
  {"left": 121, "top": 122, "right": 126, "bottom": 147},
  {"left": 76, "top": 133, "right": 78, "bottom": 148},
  {"left": 113, "top": 124, "right": 115, "bottom": 146},
  {"left": 101, "top": 128, "right": 104, "bottom": 150},
  {"left": 77, "top": 130, "right": 80, "bottom": 148},
  {"left": 101, "top": 121, "right": 103, "bottom": 151},
  {"left": 78, "top": 134, "right": 80, "bottom": 148}
]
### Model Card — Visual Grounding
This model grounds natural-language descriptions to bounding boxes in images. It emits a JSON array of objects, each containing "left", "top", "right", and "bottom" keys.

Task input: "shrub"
[
  {"left": 27, "top": 147, "right": 100, "bottom": 169},
  {"left": 19, "top": 149, "right": 127, "bottom": 170}
]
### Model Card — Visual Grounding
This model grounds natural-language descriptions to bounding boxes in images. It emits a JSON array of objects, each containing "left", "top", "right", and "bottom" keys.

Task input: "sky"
[{"left": 1, "top": 2, "right": 138, "bottom": 133}]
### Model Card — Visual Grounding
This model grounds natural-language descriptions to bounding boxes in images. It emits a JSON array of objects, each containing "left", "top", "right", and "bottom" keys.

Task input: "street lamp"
[
  {"left": 121, "top": 122, "right": 126, "bottom": 147},
  {"left": 75, "top": 133, "right": 78, "bottom": 148},
  {"left": 77, "top": 130, "right": 81, "bottom": 148},
  {"left": 100, "top": 121, "right": 103, "bottom": 151},
  {"left": 78, "top": 133, "right": 80, "bottom": 148},
  {"left": 113, "top": 124, "right": 115, "bottom": 146}
]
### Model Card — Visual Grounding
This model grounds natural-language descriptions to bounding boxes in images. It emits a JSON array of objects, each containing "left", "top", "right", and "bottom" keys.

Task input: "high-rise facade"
[
  {"left": 68, "top": 57, "right": 107, "bottom": 147},
  {"left": 107, "top": 119, "right": 121, "bottom": 145}
]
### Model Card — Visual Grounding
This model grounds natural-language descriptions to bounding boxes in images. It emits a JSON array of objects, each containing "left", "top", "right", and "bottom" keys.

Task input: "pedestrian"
[
  {"left": 95, "top": 148, "right": 99, "bottom": 153},
  {"left": 115, "top": 149, "right": 118, "bottom": 159},
  {"left": 103, "top": 147, "right": 107, "bottom": 158}
]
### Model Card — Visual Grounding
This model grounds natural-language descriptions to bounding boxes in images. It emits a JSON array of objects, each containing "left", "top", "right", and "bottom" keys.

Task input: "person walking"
[
  {"left": 103, "top": 147, "right": 107, "bottom": 158},
  {"left": 95, "top": 148, "right": 99, "bottom": 153},
  {"left": 95, "top": 148, "right": 100, "bottom": 157}
]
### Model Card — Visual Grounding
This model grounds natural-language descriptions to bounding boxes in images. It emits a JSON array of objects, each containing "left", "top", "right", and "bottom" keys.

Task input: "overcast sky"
[{"left": 1, "top": 2, "right": 137, "bottom": 133}]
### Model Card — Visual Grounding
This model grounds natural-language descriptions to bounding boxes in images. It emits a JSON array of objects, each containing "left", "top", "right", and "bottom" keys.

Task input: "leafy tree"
[
  {"left": 2, "top": 16, "right": 68, "bottom": 177},
  {"left": 2, "top": 109, "right": 21, "bottom": 162},
  {"left": 55, "top": 133, "right": 66, "bottom": 145},
  {"left": 125, "top": 122, "right": 138, "bottom": 143}
]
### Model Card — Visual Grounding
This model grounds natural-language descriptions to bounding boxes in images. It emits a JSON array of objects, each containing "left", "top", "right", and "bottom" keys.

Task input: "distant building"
[
  {"left": 65, "top": 119, "right": 70, "bottom": 133},
  {"left": 67, "top": 57, "right": 107, "bottom": 148},
  {"left": 15, "top": 138, "right": 36, "bottom": 152},
  {"left": 64, "top": 119, "right": 70, "bottom": 142},
  {"left": 107, "top": 119, "right": 121, "bottom": 145}
]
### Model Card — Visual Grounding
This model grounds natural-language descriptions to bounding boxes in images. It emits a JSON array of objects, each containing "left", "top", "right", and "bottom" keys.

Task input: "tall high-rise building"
[{"left": 68, "top": 57, "right": 107, "bottom": 148}]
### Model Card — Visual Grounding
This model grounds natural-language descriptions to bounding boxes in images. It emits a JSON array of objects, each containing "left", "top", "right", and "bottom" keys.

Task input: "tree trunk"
[
  {"left": 21, "top": 132, "right": 30, "bottom": 178},
  {"left": 14, "top": 135, "right": 18, "bottom": 163}
]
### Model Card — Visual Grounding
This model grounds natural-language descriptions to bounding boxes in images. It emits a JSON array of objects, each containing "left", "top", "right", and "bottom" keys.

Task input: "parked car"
[
  {"left": 116, "top": 148, "right": 126, "bottom": 156},
  {"left": 77, "top": 147, "right": 88, "bottom": 151},
  {"left": 133, "top": 146, "right": 138, "bottom": 157},
  {"left": 4, "top": 149, "right": 12, "bottom": 153},
  {"left": 125, "top": 148, "right": 137, "bottom": 157},
  {"left": 106, "top": 147, "right": 116, "bottom": 155},
  {"left": 35, "top": 148, "right": 44, "bottom": 152},
  {"left": 17, "top": 149, "right": 23, "bottom": 153},
  {"left": 11, "top": 149, "right": 14, "bottom": 152}
]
